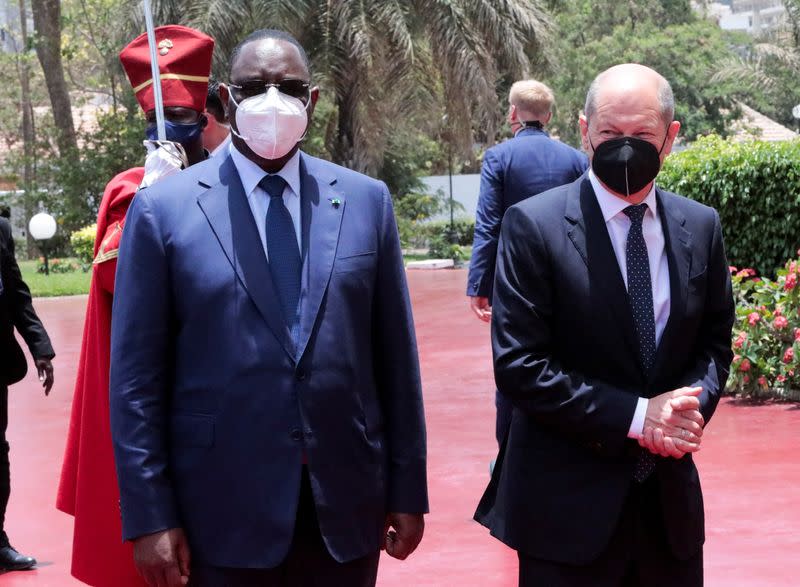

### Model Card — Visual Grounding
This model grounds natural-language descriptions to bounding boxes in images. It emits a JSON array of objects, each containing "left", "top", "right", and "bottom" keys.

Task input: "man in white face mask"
[{"left": 108, "top": 28, "right": 428, "bottom": 587}]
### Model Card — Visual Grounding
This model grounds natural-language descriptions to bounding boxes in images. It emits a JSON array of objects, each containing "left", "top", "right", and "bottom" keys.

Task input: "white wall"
[{"left": 419, "top": 174, "right": 481, "bottom": 222}]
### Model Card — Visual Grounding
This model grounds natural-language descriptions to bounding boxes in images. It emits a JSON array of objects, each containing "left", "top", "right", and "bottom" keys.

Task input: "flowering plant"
[{"left": 728, "top": 252, "right": 800, "bottom": 400}]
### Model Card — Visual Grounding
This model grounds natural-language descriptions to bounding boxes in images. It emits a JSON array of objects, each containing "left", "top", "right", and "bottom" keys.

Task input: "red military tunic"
[{"left": 56, "top": 167, "right": 147, "bottom": 586}]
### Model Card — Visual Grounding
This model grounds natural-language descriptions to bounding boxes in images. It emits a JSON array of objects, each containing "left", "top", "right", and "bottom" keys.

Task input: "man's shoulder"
[
  {"left": 302, "top": 153, "right": 384, "bottom": 187},
  {"left": 490, "top": 134, "right": 586, "bottom": 163},
  {"left": 509, "top": 178, "right": 578, "bottom": 220},
  {"left": 658, "top": 188, "right": 718, "bottom": 221},
  {"left": 138, "top": 156, "right": 220, "bottom": 205}
]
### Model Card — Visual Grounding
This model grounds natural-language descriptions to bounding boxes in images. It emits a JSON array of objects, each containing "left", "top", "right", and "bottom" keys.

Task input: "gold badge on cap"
[{"left": 158, "top": 39, "right": 173, "bottom": 56}]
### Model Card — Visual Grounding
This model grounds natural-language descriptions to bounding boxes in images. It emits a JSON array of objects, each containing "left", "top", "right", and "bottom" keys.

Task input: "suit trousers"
[
  {"left": 0, "top": 385, "right": 9, "bottom": 546},
  {"left": 518, "top": 475, "right": 702, "bottom": 587},
  {"left": 495, "top": 390, "right": 513, "bottom": 447},
  {"left": 189, "top": 467, "right": 380, "bottom": 587}
]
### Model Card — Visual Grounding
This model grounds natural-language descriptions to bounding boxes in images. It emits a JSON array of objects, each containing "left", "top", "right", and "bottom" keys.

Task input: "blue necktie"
[
  {"left": 261, "top": 174, "right": 301, "bottom": 336},
  {"left": 624, "top": 203, "right": 657, "bottom": 482}
]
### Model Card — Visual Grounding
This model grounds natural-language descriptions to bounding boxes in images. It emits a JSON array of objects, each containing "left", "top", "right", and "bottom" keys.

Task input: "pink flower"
[
  {"left": 736, "top": 269, "right": 750, "bottom": 278},
  {"left": 783, "top": 347, "right": 794, "bottom": 364},
  {"left": 785, "top": 273, "right": 798, "bottom": 292},
  {"left": 739, "top": 358, "right": 751, "bottom": 372},
  {"left": 753, "top": 278, "right": 762, "bottom": 283},
  {"left": 743, "top": 375, "right": 750, "bottom": 384},
  {"left": 789, "top": 261, "right": 798, "bottom": 274},
  {"left": 774, "top": 316, "right": 789, "bottom": 330},
  {"left": 777, "top": 375, "right": 786, "bottom": 383},
  {"left": 794, "top": 328, "right": 800, "bottom": 342},
  {"left": 758, "top": 376, "right": 768, "bottom": 389},
  {"left": 748, "top": 312, "right": 761, "bottom": 326},
  {"left": 733, "top": 332, "right": 747, "bottom": 349},
  {"left": 729, "top": 266, "right": 738, "bottom": 274}
]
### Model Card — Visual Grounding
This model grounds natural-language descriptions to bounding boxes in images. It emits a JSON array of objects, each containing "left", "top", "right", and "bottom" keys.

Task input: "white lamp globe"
[{"left": 29, "top": 213, "right": 57, "bottom": 240}]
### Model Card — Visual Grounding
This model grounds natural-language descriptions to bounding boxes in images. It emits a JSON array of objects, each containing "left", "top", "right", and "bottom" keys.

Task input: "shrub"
[
  {"left": 424, "top": 219, "right": 474, "bottom": 261},
  {"left": 659, "top": 136, "right": 800, "bottom": 277},
  {"left": 36, "top": 257, "right": 79, "bottom": 274},
  {"left": 423, "top": 219, "right": 474, "bottom": 247},
  {"left": 727, "top": 253, "right": 800, "bottom": 401},
  {"left": 70, "top": 224, "right": 97, "bottom": 271}
]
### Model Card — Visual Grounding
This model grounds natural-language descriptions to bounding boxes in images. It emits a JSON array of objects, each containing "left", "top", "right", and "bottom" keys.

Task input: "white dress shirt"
[
  {"left": 229, "top": 143, "right": 302, "bottom": 260},
  {"left": 588, "top": 169, "right": 671, "bottom": 439}
]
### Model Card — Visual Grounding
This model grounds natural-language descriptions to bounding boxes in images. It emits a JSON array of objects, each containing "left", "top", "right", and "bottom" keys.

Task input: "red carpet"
[{"left": 3, "top": 269, "right": 799, "bottom": 585}]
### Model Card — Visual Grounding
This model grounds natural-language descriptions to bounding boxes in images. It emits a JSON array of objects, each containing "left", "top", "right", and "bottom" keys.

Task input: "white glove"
[{"left": 139, "top": 140, "right": 188, "bottom": 189}]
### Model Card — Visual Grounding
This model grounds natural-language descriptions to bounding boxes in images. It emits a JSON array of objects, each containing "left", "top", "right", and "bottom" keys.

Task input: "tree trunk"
[
  {"left": 31, "top": 0, "right": 77, "bottom": 157},
  {"left": 18, "top": 0, "right": 37, "bottom": 256}
]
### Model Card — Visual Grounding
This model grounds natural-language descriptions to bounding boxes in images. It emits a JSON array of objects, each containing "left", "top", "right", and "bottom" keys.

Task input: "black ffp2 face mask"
[{"left": 590, "top": 134, "right": 668, "bottom": 197}]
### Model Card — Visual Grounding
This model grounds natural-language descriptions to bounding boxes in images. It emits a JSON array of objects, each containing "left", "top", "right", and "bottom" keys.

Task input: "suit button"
[
  {"left": 290, "top": 429, "right": 303, "bottom": 441},
  {"left": 296, "top": 369, "right": 306, "bottom": 381}
]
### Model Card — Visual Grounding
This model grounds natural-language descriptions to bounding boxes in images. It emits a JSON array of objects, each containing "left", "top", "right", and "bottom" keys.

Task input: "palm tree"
[
  {"left": 711, "top": 0, "right": 800, "bottom": 123},
  {"left": 135, "top": 0, "right": 553, "bottom": 174}
]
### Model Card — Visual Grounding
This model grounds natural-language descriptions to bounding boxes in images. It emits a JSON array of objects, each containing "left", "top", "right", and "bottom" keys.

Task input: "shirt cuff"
[{"left": 627, "top": 397, "right": 648, "bottom": 439}]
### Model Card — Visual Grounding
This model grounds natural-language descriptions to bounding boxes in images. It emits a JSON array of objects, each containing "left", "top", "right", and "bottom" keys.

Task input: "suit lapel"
[
  {"left": 650, "top": 189, "right": 692, "bottom": 382},
  {"left": 196, "top": 154, "right": 296, "bottom": 361},
  {"left": 295, "top": 154, "right": 345, "bottom": 361},
  {"left": 565, "top": 178, "right": 643, "bottom": 377}
]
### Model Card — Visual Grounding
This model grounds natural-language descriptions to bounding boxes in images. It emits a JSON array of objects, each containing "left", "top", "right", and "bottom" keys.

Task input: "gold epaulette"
[{"left": 93, "top": 222, "right": 122, "bottom": 265}]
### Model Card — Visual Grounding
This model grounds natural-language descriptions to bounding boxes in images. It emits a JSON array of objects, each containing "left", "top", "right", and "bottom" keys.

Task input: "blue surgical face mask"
[{"left": 145, "top": 118, "right": 205, "bottom": 146}]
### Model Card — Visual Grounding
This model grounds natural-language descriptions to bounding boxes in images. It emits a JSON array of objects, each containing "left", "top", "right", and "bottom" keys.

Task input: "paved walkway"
[{"left": 2, "top": 269, "right": 799, "bottom": 585}]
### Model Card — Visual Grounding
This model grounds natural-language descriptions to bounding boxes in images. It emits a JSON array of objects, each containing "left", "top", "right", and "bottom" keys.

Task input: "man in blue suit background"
[
  {"left": 467, "top": 80, "right": 588, "bottom": 446},
  {"left": 110, "top": 29, "right": 427, "bottom": 587}
]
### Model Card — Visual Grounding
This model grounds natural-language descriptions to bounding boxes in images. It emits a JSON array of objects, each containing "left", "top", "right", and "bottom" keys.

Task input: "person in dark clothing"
[{"left": 0, "top": 216, "right": 55, "bottom": 570}]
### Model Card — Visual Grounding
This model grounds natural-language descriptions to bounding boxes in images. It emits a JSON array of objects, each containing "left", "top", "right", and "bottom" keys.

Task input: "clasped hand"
[{"left": 639, "top": 386, "right": 705, "bottom": 459}]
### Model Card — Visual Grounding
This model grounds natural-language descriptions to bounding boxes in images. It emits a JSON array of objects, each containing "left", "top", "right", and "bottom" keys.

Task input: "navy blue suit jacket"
[
  {"left": 110, "top": 151, "right": 428, "bottom": 567},
  {"left": 475, "top": 176, "right": 734, "bottom": 565},
  {"left": 467, "top": 127, "right": 588, "bottom": 298}
]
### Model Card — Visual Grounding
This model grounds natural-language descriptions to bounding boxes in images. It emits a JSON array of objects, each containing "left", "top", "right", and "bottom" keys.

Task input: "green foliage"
[
  {"left": 727, "top": 259, "right": 800, "bottom": 401},
  {"left": 70, "top": 223, "right": 97, "bottom": 270},
  {"left": 549, "top": 4, "right": 740, "bottom": 146},
  {"left": 427, "top": 240, "right": 467, "bottom": 264},
  {"left": 19, "top": 259, "right": 91, "bottom": 297},
  {"left": 659, "top": 136, "right": 800, "bottom": 276},
  {"left": 37, "top": 257, "right": 79, "bottom": 274},
  {"left": 423, "top": 219, "right": 475, "bottom": 247},
  {"left": 42, "top": 107, "right": 145, "bottom": 238},
  {"left": 394, "top": 190, "right": 451, "bottom": 249}
]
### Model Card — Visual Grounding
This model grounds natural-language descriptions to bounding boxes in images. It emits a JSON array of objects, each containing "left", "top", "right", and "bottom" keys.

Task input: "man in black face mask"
[{"left": 475, "top": 63, "right": 735, "bottom": 586}]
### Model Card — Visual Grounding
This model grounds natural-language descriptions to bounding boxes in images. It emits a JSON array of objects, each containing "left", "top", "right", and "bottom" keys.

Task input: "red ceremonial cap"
[{"left": 119, "top": 24, "right": 214, "bottom": 114}]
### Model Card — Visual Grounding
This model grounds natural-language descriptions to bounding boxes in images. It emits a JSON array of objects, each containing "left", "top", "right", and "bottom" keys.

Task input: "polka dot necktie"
[
  {"left": 261, "top": 174, "right": 301, "bottom": 338},
  {"left": 623, "top": 204, "right": 656, "bottom": 482}
]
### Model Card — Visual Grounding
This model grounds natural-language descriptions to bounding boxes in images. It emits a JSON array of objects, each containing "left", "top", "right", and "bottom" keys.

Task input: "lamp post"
[
  {"left": 29, "top": 212, "right": 56, "bottom": 275},
  {"left": 442, "top": 114, "right": 455, "bottom": 245}
]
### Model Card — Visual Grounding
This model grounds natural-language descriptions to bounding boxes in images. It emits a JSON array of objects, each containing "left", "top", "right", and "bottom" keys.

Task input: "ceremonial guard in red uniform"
[{"left": 56, "top": 25, "right": 214, "bottom": 586}]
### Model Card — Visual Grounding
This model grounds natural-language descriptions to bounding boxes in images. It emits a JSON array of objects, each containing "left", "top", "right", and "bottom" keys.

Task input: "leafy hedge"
[
  {"left": 728, "top": 255, "right": 800, "bottom": 401},
  {"left": 70, "top": 224, "right": 96, "bottom": 271},
  {"left": 659, "top": 136, "right": 800, "bottom": 276}
]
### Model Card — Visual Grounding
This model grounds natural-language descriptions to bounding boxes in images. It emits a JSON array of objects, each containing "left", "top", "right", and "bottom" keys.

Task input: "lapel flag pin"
[{"left": 329, "top": 197, "right": 341, "bottom": 209}]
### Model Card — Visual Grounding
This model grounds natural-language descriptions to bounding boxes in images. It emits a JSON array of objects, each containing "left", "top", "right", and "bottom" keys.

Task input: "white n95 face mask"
[{"left": 230, "top": 86, "right": 309, "bottom": 160}]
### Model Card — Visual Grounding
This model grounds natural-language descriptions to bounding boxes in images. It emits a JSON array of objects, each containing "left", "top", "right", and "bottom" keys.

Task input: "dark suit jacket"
[
  {"left": 474, "top": 176, "right": 734, "bottom": 565},
  {"left": 110, "top": 151, "right": 428, "bottom": 568},
  {"left": 0, "top": 218, "right": 54, "bottom": 385},
  {"left": 467, "top": 127, "right": 588, "bottom": 298}
]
